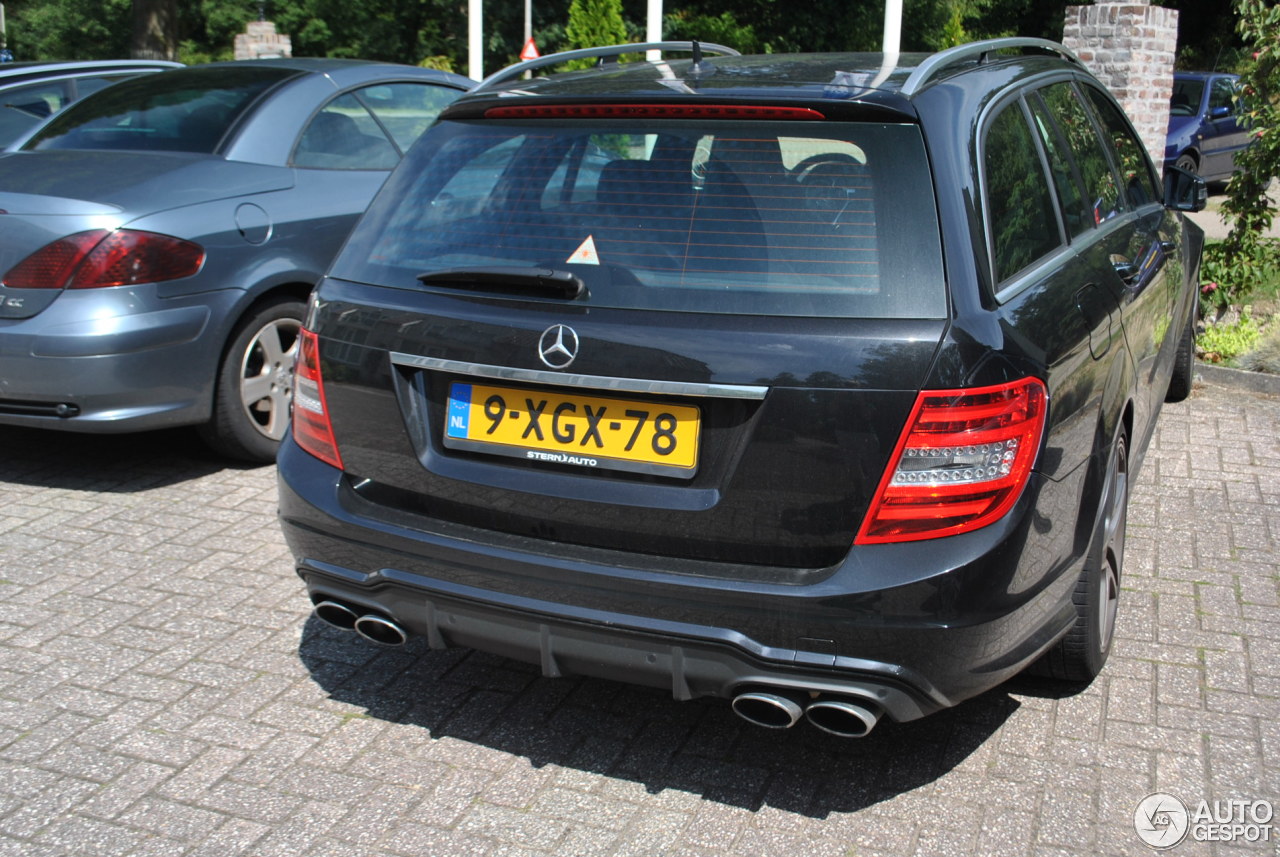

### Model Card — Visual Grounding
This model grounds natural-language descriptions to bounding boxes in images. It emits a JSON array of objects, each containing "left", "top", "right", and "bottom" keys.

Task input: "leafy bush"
[
  {"left": 1210, "top": 0, "right": 1280, "bottom": 304},
  {"left": 1198, "top": 308, "right": 1265, "bottom": 365},
  {"left": 1199, "top": 238, "right": 1280, "bottom": 314}
]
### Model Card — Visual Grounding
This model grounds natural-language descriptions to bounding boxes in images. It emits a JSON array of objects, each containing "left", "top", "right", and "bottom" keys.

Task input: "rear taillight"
[
  {"left": 857, "top": 378, "right": 1048, "bottom": 544},
  {"left": 3, "top": 229, "right": 204, "bottom": 290},
  {"left": 292, "top": 328, "right": 344, "bottom": 470}
]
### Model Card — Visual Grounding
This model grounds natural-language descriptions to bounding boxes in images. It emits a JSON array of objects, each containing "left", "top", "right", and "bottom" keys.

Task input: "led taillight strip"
[
  {"left": 857, "top": 378, "right": 1048, "bottom": 544},
  {"left": 483, "top": 104, "right": 826, "bottom": 120}
]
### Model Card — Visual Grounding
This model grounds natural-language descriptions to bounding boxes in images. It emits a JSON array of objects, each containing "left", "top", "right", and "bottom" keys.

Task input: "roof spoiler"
[{"left": 474, "top": 41, "right": 741, "bottom": 93}]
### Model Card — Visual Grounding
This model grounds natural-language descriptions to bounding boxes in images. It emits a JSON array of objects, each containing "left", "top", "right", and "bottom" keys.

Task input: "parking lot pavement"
[{"left": 0, "top": 379, "right": 1276, "bottom": 857}]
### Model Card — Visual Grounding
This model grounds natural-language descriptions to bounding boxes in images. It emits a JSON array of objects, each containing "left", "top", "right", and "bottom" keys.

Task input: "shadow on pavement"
[
  {"left": 0, "top": 424, "right": 259, "bottom": 490},
  {"left": 299, "top": 615, "right": 1024, "bottom": 818}
]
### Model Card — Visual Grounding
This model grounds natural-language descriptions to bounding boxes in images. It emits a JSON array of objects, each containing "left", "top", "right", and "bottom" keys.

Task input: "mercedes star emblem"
[{"left": 538, "top": 324, "right": 579, "bottom": 369}]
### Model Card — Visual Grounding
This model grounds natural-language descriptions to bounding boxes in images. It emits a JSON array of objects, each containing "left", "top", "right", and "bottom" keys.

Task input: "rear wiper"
[{"left": 416, "top": 266, "right": 584, "bottom": 299}]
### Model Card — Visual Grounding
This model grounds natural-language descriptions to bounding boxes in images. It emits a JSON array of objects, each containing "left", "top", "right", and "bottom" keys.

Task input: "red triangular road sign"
[{"left": 521, "top": 38, "right": 540, "bottom": 61}]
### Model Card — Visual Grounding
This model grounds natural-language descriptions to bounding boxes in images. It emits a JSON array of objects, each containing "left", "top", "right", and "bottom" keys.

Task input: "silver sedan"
[{"left": 0, "top": 58, "right": 471, "bottom": 461}]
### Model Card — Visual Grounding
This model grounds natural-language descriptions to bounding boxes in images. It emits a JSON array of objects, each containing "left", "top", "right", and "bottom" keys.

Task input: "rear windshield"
[
  {"left": 333, "top": 118, "right": 946, "bottom": 318},
  {"left": 24, "top": 66, "right": 298, "bottom": 154}
]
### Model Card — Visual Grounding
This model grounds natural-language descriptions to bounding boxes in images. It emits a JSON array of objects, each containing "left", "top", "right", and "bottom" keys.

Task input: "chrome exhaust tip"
[
  {"left": 312, "top": 600, "right": 359, "bottom": 630},
  {"left": 804, "top": 698, "right": 882, "bottom": 738},
  {"left": 353, "top": 614, "right": 408, "bottom": 646},
  {"left": 730, "top": 691, "right": 804, "bottom": 729}
]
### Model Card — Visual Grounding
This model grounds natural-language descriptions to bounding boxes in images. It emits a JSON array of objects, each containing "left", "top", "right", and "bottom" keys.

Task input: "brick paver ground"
[{"left": 0, "top": 379, "right": 1276, "bottom": 856}]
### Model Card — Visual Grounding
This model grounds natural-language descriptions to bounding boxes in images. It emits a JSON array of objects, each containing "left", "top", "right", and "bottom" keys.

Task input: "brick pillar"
[
  {"left": 234, "top": 20, "right": 293, "bottom": 60},
  {"left": 1062, "top": 0, "right": 1179, "bottom": 172}
]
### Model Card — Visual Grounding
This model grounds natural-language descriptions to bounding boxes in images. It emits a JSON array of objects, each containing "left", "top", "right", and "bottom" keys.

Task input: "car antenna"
[{"left": 689, "top": 40, "right": 716, "bottom": 78}]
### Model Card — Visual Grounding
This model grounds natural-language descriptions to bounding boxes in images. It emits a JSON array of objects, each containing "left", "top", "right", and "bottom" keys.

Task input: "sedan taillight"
[
  {"left": 857, "top": 378, "right": 1048, "bottom": 544},
  {"left": 292, "top": 328, "right": 344, "bottom": 470},
  {"left": 3, "top": 229, "right": 204, "bottom": 290}
]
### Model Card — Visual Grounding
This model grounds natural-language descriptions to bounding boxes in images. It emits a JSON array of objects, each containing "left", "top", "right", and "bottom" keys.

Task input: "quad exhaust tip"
[
  {"left": 804, "top": 698, "right": 882, "bottom": 738},
  {"left": 731, "top": 691, "right": 805, "bottom": 729},
  {"left": 731, "top": 689, "right": 883, "bottom": 737},
  {"left": 311, "top": 599, "right": 408, "bottom": 647},
  {"left": 312, "top": 600, "right": 359, "bottom": 630},
  {"left": 353, "top": 614, "right": 408, "bottom": 646}
]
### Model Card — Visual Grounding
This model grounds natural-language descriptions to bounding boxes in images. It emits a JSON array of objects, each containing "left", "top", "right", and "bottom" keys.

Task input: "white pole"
[
  {"left": 523, "top": 0, "right": 532, "bottom": 79},
  {"left": 1, "top": 4, "right": 7, "bottom": 48},
  {"left": 882, "top": 0, "right": 902, "bottom": 55},
  {"left": 469, "top": 0, "right": 483, "bottom": 81},
  {"left": 646, "top": 0, "right": 662, "bottom": 62}
]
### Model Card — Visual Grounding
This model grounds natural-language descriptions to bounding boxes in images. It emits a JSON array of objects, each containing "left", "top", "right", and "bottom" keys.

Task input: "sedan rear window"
[
  {"left": 24, "top": 66, "right": 298, "bottom": 154},
  {"left": 333, "top": 119, "right": 946, "bottom": 318}
]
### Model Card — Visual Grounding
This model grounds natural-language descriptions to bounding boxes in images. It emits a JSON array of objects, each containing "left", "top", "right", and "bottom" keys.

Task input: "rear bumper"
[
  {"left": 0, "top": 292, "right": 222, "bottom": 432},
  {"left": 277, "top": 434, "right": 1087, "bottom": 723}
]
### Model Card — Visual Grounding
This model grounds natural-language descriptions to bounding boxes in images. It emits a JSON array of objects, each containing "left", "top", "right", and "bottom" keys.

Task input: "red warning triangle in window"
[{"left": 566, "top": 234, "right": 600, "bottom": 265}]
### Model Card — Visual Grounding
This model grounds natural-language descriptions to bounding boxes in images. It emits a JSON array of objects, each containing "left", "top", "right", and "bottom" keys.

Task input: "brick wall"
[{"left": 1062, "top": 0, "right": 1179, "bottom": 172}]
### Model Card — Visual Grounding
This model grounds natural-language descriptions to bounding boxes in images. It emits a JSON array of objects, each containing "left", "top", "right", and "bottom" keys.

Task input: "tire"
[
  {"left": 1174, "top": 153, "right": 1199, "bottom": 176},
  {"left": 199, "top": 296, "right": 305, "bottom": 463},
  {"left": 1165, "top": 302, "right": 1196, "bottom": 403},
  {"left": 1036, "top": 433, "right": 1128, "bottom": 682}
]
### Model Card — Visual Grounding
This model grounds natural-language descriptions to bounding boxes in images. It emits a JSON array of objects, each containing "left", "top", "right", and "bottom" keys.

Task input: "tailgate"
[{"left": 316, "top": 286, "right": 945, "bottom": 569}]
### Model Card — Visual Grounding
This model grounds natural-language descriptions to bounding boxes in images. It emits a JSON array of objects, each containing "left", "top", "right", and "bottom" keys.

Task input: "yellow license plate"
[{"left": 444, "top": 381, "right": 700, "bottom": 477}]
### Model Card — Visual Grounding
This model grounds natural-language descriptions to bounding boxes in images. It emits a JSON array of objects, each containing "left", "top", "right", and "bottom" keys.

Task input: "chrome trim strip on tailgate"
[{"left": 390, "top": 353, "right": 769, "bottom": 400}]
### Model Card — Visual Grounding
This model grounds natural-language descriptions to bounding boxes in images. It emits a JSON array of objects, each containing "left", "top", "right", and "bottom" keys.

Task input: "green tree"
[
  {"left": 561, "top": 0, "right": 627, "bottom": 70},
  {"left": 1216, "top": 0, "right": 1280, "bottom": 293},
  {"left": 6, "top": 0, "right": 132, "bottom": 59}
]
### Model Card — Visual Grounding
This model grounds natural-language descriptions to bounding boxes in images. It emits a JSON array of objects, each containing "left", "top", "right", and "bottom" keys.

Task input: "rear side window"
[
  {"left": 0, "top": 79, "right": 71, "bottom": 145},
  {"left": 294, "top": 92, "right": 400, "bottom": 169},
  {"left": 1080, "top": 86, "right": 1161, "bottom": 208},
  {"left": 984, "top": 102, "right": 1061, "bottom": 282},
  {"left": 333, "top": 119, "right": 946, "bottom": 319},
  {"left": 1027, "top": 95, "right": 1090, "bottom": 239},
  {"left": 25, "top": 66, "right": 297, "bottom": 153},
  {"left": 1038, "top": 82, "right": 1125, "bottom": 224},
  {"left": 360, "top": 83, "right": 461, "bottom": 151}
]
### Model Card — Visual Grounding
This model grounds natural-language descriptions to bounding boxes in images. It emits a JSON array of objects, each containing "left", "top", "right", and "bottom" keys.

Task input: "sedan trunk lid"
[{"left": 0, "top": 151, "right": 292, "bottom": 319}]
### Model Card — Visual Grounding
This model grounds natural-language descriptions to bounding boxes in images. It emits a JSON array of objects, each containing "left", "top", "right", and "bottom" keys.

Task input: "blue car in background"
[
  {"left": 0, "top": 59, "right": 471, "bottom": 462},
  {"left": 1165, "top": 71, "right": 1250, "bottom": 184}
]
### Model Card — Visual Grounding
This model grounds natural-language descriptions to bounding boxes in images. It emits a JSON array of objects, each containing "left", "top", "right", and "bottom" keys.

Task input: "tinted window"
[
  {"left": 75, "top": 74, "right": 138, "bottom": 99},
  {"left": 0, "top": 79, "right": 71, "bottom": 145},
  {"left": 25, "top": 66, "right": 298, "bottom": 153},
  {"left": 1170, "top": 78, "right": 1204, "bottom": 116},
  {"left": 333, "top": 119, "right": 946, "bottom": 319},
  {"left": 1040, "top": 82, "right": 1124, "bottom": 223},
  {"left": 1209, "top": 77, "right": 1236, "bottom": 113},
  {"left": 358, "top": 83, "right": 460, "bottom": 151},
  {"left": 1027, "top": 94, "right": 1090, "bottom": 239},
  {"left": 984, "top": 102, "right": 1061, "bottom": 282},
  {"left": 1081, "top": 86, "right": 1161, "bottom": 209},
  {"left": 295, "top": 92, "right": 399, "bottom": 169}
]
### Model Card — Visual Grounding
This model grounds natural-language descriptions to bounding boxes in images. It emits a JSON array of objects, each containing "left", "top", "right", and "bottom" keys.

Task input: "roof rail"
[
  {"left": 900, "top": 37, "right": 1085, "bottom": 97},
  {"left": 474, "top": 41, "right": 741, "bottom": 93}
]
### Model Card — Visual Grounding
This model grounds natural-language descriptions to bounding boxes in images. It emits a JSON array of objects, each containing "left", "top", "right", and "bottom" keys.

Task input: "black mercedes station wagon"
[{"left": 278, "top": 39, "right": 1206, "bottom": 737}]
